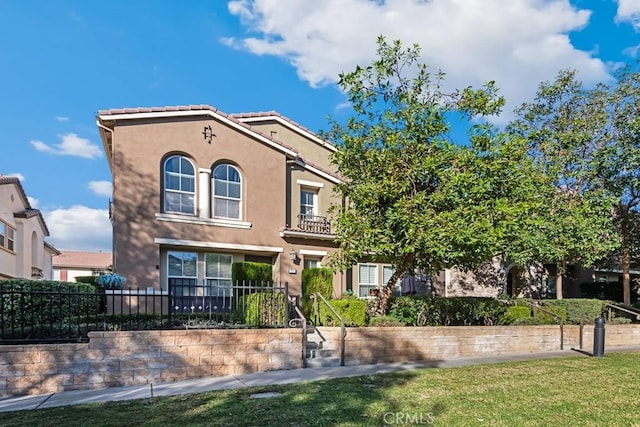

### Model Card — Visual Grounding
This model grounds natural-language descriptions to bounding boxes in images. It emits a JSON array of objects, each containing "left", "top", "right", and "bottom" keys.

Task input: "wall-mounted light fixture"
[
  {"left": 202, "top": 125, "right": 215, "bottom": 144},
  {"left": 289, "top": 249, "right": 298, "bottom": 261}
]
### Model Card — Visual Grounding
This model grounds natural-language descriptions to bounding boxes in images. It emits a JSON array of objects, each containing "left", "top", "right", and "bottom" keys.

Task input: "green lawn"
[{"left": 3, "top": 352, "right": 640, "bottom": 426}]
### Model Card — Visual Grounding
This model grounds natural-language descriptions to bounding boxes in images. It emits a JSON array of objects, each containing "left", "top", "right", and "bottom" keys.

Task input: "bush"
[
  {"left": 75, "top": 276, "right": 98, "bottom": 286},
  {"left": 301, "top": 268, "right": 334, "bottom": 316},
  {"left": 317, "top": 299, "right": 366, "bottom": 327},
  {"left": 533, "top": 304, "right": 566, "bottom": 324},
  {"left": 231, "top": 262, "right": 273, "bottom": 285},
  {"left": 242, "top": 291, "right": 287, "bottom": 326},
  {"left": 387, "top": 296, "right": 507, "bottom": 326},
  {"left": 499, "top": 306, "right": 532, "bottom": 325},
  {"left": 369, "top": 315, "right": 406, "bottom": 327},
  {"left": 0, "top": 280, "right": 100, "bottom": 331},
  {"left": 96, "top": 273, "right": 126, "bottom": 289},
  {"left": 541, "top": 299, "right": 605, "bottom": 325}
]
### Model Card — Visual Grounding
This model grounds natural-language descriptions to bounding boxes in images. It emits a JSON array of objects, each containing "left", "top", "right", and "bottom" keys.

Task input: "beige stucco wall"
[
  {"left": 0, "top": 183, "right": 51, "bottom": 280},
  {"left": 109, "top": 114, "right": 343, "bottom": 295},
  {"left": 243, "top": 120, "right": 336, "bottom": 172}
]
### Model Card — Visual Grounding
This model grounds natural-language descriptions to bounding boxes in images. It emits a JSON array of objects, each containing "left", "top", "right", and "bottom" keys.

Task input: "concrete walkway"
[{"left": 2, "top": 345, "right": 639, "bottom": 413}]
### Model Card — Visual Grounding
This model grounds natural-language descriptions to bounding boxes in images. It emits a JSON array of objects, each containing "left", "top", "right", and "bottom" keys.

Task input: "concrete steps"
[{"left": 304, "top": 326, "right": 341, "bottom": 368}]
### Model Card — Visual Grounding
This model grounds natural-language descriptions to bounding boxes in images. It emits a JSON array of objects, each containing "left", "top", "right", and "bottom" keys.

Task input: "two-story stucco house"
[
  {"left": 97, "top": 105, "right": 368, "bottom": 299},
  {"left": 0, "top": 176, "right": 59, "bottom": 280}
]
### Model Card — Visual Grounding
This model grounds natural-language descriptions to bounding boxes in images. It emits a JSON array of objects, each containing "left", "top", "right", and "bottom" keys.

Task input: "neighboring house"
[
  {"left": 0, "top": 176, "right": 59, "bottom": 280},
  {"left": 97, "top": 105, "right": 404, "bottom": 299},
  {"left": 52, "top": 250, "right": 112, "bottom": 282}
]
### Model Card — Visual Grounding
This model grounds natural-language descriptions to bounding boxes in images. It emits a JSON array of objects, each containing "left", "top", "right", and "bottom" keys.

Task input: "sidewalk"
[{"left": 2, "top": 346, "right": 639, "bottom": 413}]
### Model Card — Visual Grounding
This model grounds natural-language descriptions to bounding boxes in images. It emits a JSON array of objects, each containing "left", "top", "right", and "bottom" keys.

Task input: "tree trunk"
[
  {"left": 375, "top": 253, "right": 416, "bottom": 316},
  {"left": 555, "top": 259, "right": 566, "bottom": 299},
  {"left": 622, "top": 247, "right": 631, "bottom": 305}
]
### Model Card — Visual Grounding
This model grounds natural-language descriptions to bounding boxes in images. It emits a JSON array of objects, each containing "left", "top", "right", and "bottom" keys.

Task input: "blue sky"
[{"left": 0, "top": 0, "right": 638, "bottom": 253}]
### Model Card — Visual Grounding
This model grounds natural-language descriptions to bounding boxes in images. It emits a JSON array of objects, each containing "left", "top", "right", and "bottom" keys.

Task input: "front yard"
[{"left": 3, "top": 351, "right": 640, "bottom": 426}]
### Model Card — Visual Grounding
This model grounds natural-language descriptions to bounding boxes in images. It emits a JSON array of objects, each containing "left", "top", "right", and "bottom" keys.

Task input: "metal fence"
[{"left": 0, "top": 281, "right": 294, "bottom": 344}]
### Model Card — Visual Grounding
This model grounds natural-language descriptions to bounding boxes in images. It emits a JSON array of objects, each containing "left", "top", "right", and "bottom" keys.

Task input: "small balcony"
[{"left": 297, "top": 213, "right": 331, "bottom": 234}]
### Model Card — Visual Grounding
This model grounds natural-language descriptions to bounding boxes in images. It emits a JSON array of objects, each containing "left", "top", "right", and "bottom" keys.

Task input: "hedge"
[
  {"left": 498, "top": 306, "right": 532, "bottom": 325},
  {"left": 242, "top": 291, "right": 287, "bottom": 326},
  {"left": 317, "top": 298, "right": 367, "bottom": 327},
  {"left": 388, "top": 296, "right": 507, "bottom": 326},
  {"left": 301, "top": 268, "right": 334, "bottom": 317},
  {"left": 540, "top": 299, "right": 605, "bottom": 325},
  {"left": 0, "top": 279, "right": 100, "bottom": 331},
  {"left": 231, "top": 262, "right": 273, "bottom": 285}
]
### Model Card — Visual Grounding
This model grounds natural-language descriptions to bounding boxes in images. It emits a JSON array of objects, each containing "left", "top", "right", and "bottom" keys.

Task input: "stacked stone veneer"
[
  {"left": 0, "top": 329, "right": 301, "bottom": 398},
  {"left": 2, "top": 325, "right": 640, "bottom": 398}
]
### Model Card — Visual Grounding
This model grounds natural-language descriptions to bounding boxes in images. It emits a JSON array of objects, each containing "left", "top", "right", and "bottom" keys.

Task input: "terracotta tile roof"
[
  {"left": 53, "top": 250, "right": 113, "bottom": 269},
  {"left": 14, "top": 208, "right": 42, "bottom": 219}
]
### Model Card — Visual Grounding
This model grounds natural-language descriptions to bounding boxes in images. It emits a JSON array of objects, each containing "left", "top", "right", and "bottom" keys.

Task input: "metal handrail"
[
  {"left": 517, "top": 299, "right": 564, "bottom": 350},
  {"left": 604, "top": 303, "right": 640, "bottom": 322},
  {"left": 311, "top": 292, "right": 346, "bottom": 366},
  {"left": 290, "top": 304, "right": 308, "bottom": 368}
]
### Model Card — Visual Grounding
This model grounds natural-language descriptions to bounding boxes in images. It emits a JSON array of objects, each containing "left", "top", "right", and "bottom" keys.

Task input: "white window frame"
[
  {"left": 167, "top": 251, "right": 197, "bottom": 296},
  {"left": 204, "top": 253, "right": 233, "bottom": 297},
  {"left": 0, "top": 221, "right": 15, "bottom": 253},
  {"left": 163, "top": 156, "right": 196, "bottom": 215},
  {"left": 213, "top": 164, "right": 242, "bottom": 220},
  {"left": 300, "top": 188, "right": 318, "bottom": 217},
  {"left": 358, "top": 264, "right": 378, "bottom": 298}
]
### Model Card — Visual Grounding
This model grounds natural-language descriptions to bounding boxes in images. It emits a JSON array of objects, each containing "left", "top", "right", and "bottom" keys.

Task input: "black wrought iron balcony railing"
[{"left": 297, "top": 213, "right": 331, "bottom": 234}]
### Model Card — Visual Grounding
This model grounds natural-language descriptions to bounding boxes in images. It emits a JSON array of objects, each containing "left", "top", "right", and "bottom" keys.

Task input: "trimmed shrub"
[
  {"left": 0, "top": 279, "right": 100, "bottom": 331},
  {"left": 387, "top": 296, "right": 507, "bottom": 326},
  {"left": 498, "top": 306, "right": 532, "bottom": 325},
  {"left": 317, "top": 299, "right": 366, "bottom": 327},
  {"left": 533, "top": 304, "right": 566, "bottom": 324},
  {"left": 231, "top": 262, "right": 273, "bottom": 285},
  {"left": 369, "top": 315, "right": 406, "bottom": 327},
  {"left": 75, "top": 276, "right": 98, "bottom": 286},
  {"left": 541, "top": 299, "right": 605, "bottom": 325},
  {"left": 301, "top": 268, "right": 334, "bottom": 317},
  {"left": 243, "top": 291, "right": 287, "bottom": 326}
]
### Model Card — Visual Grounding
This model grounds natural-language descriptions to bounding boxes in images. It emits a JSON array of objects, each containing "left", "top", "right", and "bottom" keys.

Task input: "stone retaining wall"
[
  {"left": 2, "top": 325, "right": 640, "bottom": 398},
  {"left": 0, "top": 329, "right": 301, "bottom": 398}
]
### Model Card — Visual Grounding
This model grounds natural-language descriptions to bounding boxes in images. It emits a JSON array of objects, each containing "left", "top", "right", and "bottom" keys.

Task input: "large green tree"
[
  {"left": 325, "top": 37, "right": 540, "bottom": 313},
  {"left": 595, "top": 66, "right": 640, "bottom": 304},
  {"left": 507, "top": 70, "right": 619, "bottom": 299}
]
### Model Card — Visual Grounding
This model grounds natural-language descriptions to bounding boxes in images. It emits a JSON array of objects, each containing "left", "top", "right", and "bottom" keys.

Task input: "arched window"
[
  {"left": 213, "top": 163, "right": 241, "bottom": 219},
  {"left": 164, "top": 155, "right": 195, "bottom": 214}
]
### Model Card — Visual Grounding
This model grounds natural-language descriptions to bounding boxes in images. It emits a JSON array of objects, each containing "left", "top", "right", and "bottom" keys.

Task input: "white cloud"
[
  {"left": 88, "top": 180, "right": 113, "bottom": 197},
  {"left": 5, "top": 172, "right": 25, "bottom": 181},
  {"left": 43, "top": 205, "right": 111, "bottom": 252},
  {"left": 226, "top": 0, "right": 611, "bottom": 121},
  {"left": 55, "top": 116, "right": 69, "bottom": 122},
  {"left": 616, "top": 0, "right": 640, "bottom": 31},
  {"left": 31, "top": 133, "right": 103, "bottom": 159},
  {"left": 623, "top": 43, "right": 640, "bottom": 58},
  {"left": 27, "top": 197, "right": 39, "bottom": 208}
]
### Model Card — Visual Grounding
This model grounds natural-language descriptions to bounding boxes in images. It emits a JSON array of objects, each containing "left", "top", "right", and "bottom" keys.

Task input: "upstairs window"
[
  {"left": 0, "top": 221, "right": 15, "bottom": 253},
  {"left": 213, "top": 164, "right": 241, "bottom": 219},
  {"left": 164, "top": 155, "right": 195, "bottom": 214},
  {"left": 300, "top": 189, "right": 317, "bottom": 218}
]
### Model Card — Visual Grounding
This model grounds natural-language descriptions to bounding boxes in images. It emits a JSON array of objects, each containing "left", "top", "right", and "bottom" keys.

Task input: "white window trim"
[
  {"left": 213, "top": 164, "right": 242, "bottom": 221},
  {"left": 358, "top": 263, "right": 379, "bottom": 298},
  {"left": 300, "top": 189, "right": 319, "bottom": 216},
  {"left": 296, "top": 179, "right": 324, "bottom": 188},
  {"left": 299, "top": 249, "right": 328, "bottom": 256},
  {"left": 155, "top": 237, "right": 283, "bottom": 254},
  {"left": 156, "top": 213, "right": 252, "bottom": 229},
  {"left": 163, "top": 156, "right": 196, "bottom": 215}
]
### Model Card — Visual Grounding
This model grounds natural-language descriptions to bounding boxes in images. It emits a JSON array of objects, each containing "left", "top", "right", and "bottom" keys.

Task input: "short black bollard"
[{"left": 593, "top": 316, "right": 605, "bottom": 357}]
